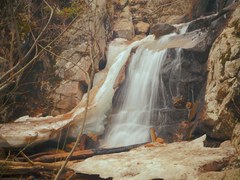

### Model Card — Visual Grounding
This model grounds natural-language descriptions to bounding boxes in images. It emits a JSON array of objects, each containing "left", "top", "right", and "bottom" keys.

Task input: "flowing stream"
[{"left": 103, "top": 24, "right": 190, "bottom": 147}]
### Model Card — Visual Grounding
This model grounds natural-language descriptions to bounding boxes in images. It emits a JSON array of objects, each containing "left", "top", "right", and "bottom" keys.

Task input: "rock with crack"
[{"left": 70, "top": 136, "right": 236, "bottom": 180}]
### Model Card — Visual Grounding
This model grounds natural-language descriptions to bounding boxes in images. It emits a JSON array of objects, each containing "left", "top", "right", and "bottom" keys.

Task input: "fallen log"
[
  {"left": 0, "top": 160, "right": 75, "bottom": 175},
  {"left": 32, "top": 143, "right": 147, "bottom": 163}
]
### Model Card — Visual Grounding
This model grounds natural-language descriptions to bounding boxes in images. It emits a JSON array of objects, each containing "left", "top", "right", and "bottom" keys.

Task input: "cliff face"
[{"left": 201, "top": 4, "right": 240, "bottom": 141}]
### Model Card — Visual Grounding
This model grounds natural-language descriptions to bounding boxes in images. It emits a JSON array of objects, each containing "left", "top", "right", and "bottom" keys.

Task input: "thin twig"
[
  {"left": 20, "top": 152, "right": 34, "bottom": 165},
  {"left": 54, "top": 57, "right": 92, "bottom": 180},
  {"left": 54, "top": 5, "right": 97, "bottom": 177},
  {"left": 0, "top": 0, "right": 54, "bottom": 83},
  {"left": 0, "top": 8, "right": 79, "bottom": 90}
]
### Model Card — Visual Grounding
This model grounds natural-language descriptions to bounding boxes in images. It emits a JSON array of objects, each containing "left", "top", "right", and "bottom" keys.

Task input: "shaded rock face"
[
  {"left": 200, "top": 4, "right": 240, "bottom": 141},
  {"left": 151, "top": 47, "right": 208, "bottom": 141}
]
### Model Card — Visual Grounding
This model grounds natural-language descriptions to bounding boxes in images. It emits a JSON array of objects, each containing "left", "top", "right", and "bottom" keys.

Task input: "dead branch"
[
  {"left": 53, "top": 19, "right": 95, "bottom": 180},
  {"left": 0, "top": 159, "right": 75, "bottom": 175},
  {"left": 53, "top": 2, "right": 103, "bottom": 177},
  {"left": 0, "top": 1, "right": 82, "bottom": 91},
  {"left": 0, "top": 0, "right": 54, "bottom": 85},
  {"left": 32, "top": 143, "right": 147, "bottom": 163}
]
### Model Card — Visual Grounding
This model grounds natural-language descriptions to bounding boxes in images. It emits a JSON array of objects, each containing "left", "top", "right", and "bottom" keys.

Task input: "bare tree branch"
[{"left": 0, "top": 0, "right": 54, "bottom": 84}]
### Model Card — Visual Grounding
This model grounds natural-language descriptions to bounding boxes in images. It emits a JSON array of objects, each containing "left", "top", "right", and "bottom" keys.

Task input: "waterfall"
[
  {"left": 104, "top": 48, "right": 168, "bottom": 147},
  {"left": 103, "top": 24, "right": 192, "bottom": 147}
]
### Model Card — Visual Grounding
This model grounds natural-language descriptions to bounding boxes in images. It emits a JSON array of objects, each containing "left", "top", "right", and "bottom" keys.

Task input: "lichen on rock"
[{"left": 201, "top": 4, "right": 240, "bottom": 141}]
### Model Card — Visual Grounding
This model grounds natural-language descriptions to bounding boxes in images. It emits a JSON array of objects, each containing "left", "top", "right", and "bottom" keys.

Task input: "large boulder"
[
  {"left": 150, "top": 23, "right": 176, "bottom": 39},
  {"left": 200, "top": 4, "right": 240, "bottom": 140},
  {"left": 70, "top": 136, "right": 236, "bottom": 179}
]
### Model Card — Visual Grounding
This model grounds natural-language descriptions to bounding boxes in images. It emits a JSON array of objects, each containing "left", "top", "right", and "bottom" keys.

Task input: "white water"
[
  {"left": 103, "top": 24, "right": 190, "bottom": 147},
  {"left": 71, "top": 36, "right": 156, "bottom": 136},
  {"left": 103, "top": 48, "right": 168, "bottom": 147}
]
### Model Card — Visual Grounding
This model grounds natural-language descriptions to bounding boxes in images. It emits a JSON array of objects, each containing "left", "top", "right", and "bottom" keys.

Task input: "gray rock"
[
  {"left": 187, "top": 18, "right": 211, "bottom": 32},
  {"left": 150, "top": 23, "right": 176, "bottom": 39}
]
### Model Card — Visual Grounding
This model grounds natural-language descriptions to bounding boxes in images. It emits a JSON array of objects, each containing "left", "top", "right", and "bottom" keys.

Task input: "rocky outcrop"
[
  {"left": 201, "top": 4, "right": 240, "bottom": 141},
  {"left": 70, "top": 136, "right": 236, "bottom": 179},
  {"left": 150, "top": 23, "right": 176, "bottom": 38},
  {"left": 45, "top": 1, "right": 110, "bottom": 115}
]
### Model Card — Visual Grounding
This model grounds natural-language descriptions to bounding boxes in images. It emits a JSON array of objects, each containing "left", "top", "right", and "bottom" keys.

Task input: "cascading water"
[
  {"left": 103, "top": 24, "right": 192, "bottom": 147},
  {"left": 104, "top": 48, "right": 168, "bottom": 147}
]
